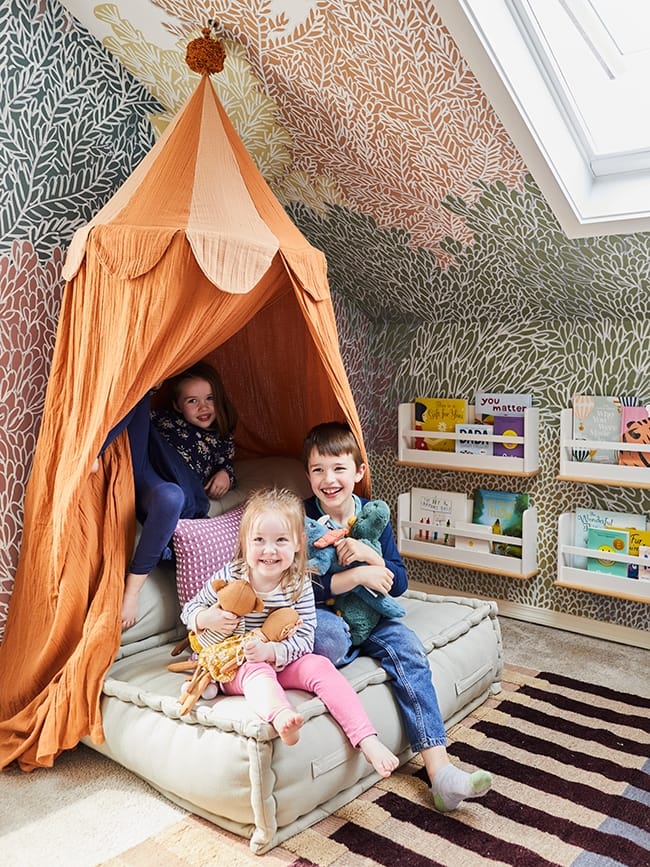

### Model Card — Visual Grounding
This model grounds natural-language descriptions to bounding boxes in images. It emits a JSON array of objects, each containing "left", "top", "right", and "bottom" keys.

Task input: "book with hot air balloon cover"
[{"left": 571, "top": 395, "right": 623, "bottom": 463}]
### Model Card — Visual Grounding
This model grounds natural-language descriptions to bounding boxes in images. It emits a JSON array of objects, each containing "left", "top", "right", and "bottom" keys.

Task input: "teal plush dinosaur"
[{"left": 306, "top": 500, "right": 406, "bottom": 645}]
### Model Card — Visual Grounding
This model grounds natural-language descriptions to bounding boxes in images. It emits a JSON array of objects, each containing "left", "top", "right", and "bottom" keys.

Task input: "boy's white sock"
[{"left": 431, "top": 763, "right": 492, "bottom": 812}]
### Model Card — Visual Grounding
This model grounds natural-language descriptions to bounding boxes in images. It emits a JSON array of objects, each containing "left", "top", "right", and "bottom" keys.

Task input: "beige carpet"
[
  {"left": 0, "top": 745, "right": 186, "bottom": 865},
  {"left": 2, "top": 616, "right": 648, "bottom": 866},
  {"left": 99, "top": 664, "right": 650, "bottom": 866}
]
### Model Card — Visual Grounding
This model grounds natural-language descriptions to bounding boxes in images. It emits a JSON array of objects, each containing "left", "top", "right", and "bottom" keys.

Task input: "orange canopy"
[{"left": 0, "top": 76, "right": 368, "bottom": 771}]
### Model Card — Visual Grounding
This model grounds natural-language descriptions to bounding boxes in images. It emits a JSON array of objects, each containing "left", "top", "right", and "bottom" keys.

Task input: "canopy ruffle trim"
[{"left": 62, "top": 225, "right": 280, "bottom": 293}]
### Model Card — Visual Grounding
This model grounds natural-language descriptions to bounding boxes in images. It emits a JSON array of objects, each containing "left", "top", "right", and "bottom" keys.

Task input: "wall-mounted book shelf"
[
  {"left": 397, "top": 492, "right": 538, "bottom": 579},
  {"left": 397, "top": 403, "right": 539, "bottom": 476},
  {"left": 555, "top": 512, "right": 650, "bottom": 603},
  {"left": 557, "top": 408, "right": 650, "bottom": 488}
]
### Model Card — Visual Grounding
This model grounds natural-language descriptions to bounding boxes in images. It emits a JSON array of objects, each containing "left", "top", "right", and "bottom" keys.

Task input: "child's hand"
[
  {"left": 243, "top": 636, "right": 276, "bottom": 663},
  {"left": 354, "top": 565, "right": 394, "bottom": 596},
  {"left": 196, "top": 603, "right": 240, "bottom": 635},
  {"left": 281, "top": 620, "right": 300, "bottom": 640},
  {"left": 335, "top": 537, "right": 383, "bottom": 568},
  {"left": 204, "top": 469, "right": 231, "bottom": 499}
]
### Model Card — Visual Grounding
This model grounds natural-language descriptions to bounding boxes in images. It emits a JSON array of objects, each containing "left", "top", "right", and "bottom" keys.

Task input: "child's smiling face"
[
  {"left": 305, "top": 448, "right": 365, "bottom": 514},
  {"left": 245, "top": 511, "right": 299, "bottom": 587},
  {"left": 173, "top": 377, "right": 216, "bottom": 429}
]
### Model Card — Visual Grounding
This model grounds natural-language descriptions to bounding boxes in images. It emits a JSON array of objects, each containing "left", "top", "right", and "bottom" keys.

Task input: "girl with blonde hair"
[{"left": 182, "top": 488, "right": 399, "bottom": 776}]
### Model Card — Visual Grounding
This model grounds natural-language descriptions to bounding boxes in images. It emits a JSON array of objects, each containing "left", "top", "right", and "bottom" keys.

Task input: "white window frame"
[{"left": 436, "top": 0, "right": 650, "bottom": 238}]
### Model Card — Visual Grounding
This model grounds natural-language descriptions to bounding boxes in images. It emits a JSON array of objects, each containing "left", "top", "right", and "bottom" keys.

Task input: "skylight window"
[
  {"left": 509, "top": 0, "right": 650, "bottom": 175},
  {"left": 437, "top": 0, "right": 650, "bottom": 237}
]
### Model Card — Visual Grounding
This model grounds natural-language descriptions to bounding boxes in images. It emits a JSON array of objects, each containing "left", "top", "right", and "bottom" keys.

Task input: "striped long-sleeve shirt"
[{"left": 180, "top": 561, "right": 316, "bottom": 670}]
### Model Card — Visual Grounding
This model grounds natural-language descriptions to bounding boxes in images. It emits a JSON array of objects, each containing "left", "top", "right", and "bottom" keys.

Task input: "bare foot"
[
  {"left": 121, "top": 572, "right": 148, "bottom": 631},
  {"left": 121, "top": 590, "right": 140, "bottom": 630},
  {"left": 359, "top": 735, "right": 399, "bottom": 778},
  {"left": 273, "top": 709, "right": 304, "bottom": 745}
]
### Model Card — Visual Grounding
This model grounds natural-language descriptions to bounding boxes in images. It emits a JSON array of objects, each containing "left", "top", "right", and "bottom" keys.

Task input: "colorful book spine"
[
  {"left": 638, "top": 545, "right": 650, "bottom": 581},
  {"left": 573, "top": 508, "right": 647, "bottom": 570},
  {"left": 493, "top": 415, "right": 524, "bottom": 458},
  {"left": 471, "top": 488, "right": 529, "bottom": 557},
  {"left": 619, "top": 405, "right": 650, "bottom": 468},
  {"left": 410, "top": 488, "right": 470, "bottom": 545},
  {"left": 610, "top": 527, "right": 650, "bottom": 578},
  {"left": 455, "top": 423, "right": 493, "bottom": 455},
  {"left": 586, "top": 527, "right": 629, "bottom": 577},
  {"left": 474, "top": 392, "right": 532, "bottom": 424},
  {"left": 413, "top": 398, "right": 468, "bottom": 452},
  {"left": 571, "top": 394, "right": 624, "bottom": 463}
]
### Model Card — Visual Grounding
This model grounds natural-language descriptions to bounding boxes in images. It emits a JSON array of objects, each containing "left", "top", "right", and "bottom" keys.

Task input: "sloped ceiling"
[{"left": 55, "top": 0, "right": 650, "bottom": 324}]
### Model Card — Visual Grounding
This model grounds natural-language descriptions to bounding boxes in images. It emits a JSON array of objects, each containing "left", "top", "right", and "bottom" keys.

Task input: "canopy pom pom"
[{"left": 186, "top": 20, "right": 226, "bottom": 75}]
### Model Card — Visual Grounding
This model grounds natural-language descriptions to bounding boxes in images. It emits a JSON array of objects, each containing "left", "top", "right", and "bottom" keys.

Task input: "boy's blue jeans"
[{"left": 314, "top": 608, "right": 448, "bottom": 752}]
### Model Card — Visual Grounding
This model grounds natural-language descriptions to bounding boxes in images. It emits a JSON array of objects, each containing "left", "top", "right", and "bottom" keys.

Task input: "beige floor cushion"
[{"left": 85, "top": 459, "right": 503, "bottom": 853}]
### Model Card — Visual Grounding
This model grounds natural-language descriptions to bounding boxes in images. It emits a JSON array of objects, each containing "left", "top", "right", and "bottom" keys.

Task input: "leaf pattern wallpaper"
[
  {"left": 2, "top": 0, "right": 649, "bottom": 639},
  {"left": 0, "top": 0, "right": 161, "bottom": 635}
]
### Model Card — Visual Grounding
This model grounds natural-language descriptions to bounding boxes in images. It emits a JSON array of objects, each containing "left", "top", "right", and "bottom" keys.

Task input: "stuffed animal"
[
  {"left": 306, "top": 500, "right": 406, "bottom": 646},
  {"left": 169, "top": 579, "right": 300, "bottom": 715},
  {"left": 169, "top": 578, "right": 264, "bottom": 660}
]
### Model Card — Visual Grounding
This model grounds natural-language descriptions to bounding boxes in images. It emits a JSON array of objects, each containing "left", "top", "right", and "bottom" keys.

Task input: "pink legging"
[{"left": 221, "top": 653, "right": 376, "bottom": 748}]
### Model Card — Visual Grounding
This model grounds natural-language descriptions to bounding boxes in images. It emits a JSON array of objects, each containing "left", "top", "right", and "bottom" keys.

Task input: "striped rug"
[{"left": 102, "top": 665, "right": 650, "bottom": 866}]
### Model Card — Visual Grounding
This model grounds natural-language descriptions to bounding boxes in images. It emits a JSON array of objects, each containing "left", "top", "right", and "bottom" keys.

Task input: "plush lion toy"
[
  {"left": 169, "top": 579, "right": 300, "bottom": 715},
  {"left": 306, "top": 500, "right": 406, "bottom": 646}
]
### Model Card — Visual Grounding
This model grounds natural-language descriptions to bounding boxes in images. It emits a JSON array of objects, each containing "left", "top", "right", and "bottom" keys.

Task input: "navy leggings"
[{"left": 105, "top": 395, "right": 186, "bottom": 575}]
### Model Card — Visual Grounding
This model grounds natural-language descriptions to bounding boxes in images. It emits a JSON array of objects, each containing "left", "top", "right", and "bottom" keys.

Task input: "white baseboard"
[{"left": 408, "top": 581, "right": 650, "bottom": 650}]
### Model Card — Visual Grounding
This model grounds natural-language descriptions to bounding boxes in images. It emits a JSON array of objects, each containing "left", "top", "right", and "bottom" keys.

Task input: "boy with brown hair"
[{"left": 303, "top": 421, "right": 492, "bottom": 812}]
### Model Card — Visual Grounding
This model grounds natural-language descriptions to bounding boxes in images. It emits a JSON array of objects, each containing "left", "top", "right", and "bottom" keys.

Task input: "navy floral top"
[{"left": 151, "top": 409, "right": 236, "bottom": 489}]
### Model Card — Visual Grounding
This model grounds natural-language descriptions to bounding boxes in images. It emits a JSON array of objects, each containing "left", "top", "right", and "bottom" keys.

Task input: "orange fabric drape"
[
  {"left": 0, "top": 78, "right": 368, "bottom": 771},
  {"left": 210, "top": 290, "right": 359, "bottom": 461}
]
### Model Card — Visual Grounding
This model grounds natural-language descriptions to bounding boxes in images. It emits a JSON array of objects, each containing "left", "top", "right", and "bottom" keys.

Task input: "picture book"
[
  {"left": 586, "top": 527, "right": 629, "bottom": 578},
  {"left": 471, "top": 488, "right": 529, "bottom": 556},
  {"left": 619, "top": 404, "right": 650, "bottom": 468},
  {"left": 455, "top": 423, "right": 493, "bottom": 455},
  {"left": 638, "top": 545, "right": 650, "bottom": 581},
  {"left": 413, "top": 398, "right": 468, "bottom": 452},
  {"left": 609, "top": 527, "right": 650, "bottom": 578},
  {"left": 410, "top": 488, "right": 471, "bottom": 545},
  {"left": 474, "top": 392, "right": 532, "bottom": 424},
  {"left": 493, "top": 415, "right": 524, "bottom": 458},
  {"left": 453, "top": 521, "right": 491, "bottom": 553},
  {"left": 573, "top": 508, "right": 647, "bottom": 569},
  {"left": 571, "top": 395, "right": 621, "bottom": 463}
]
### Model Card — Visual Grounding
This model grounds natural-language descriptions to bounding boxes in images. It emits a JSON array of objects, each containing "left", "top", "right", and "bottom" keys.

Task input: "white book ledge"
[
  {"left": 556, "top": 512, "right": 650, "bottom": 603},
  {"left": 557, "top": 408, "right": 650, "bottom": 488},
  {"left": 397, "top": 492, "right": 538, "bottom": 579},
  {"left": 397, "top": 403, "right": 539, "bottom": 476}
]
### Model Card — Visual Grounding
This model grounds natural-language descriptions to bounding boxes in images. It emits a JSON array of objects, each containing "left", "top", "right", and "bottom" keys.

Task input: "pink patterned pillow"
[{"left": 173, "top": 504, "right": 245, "bottom": 606}]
